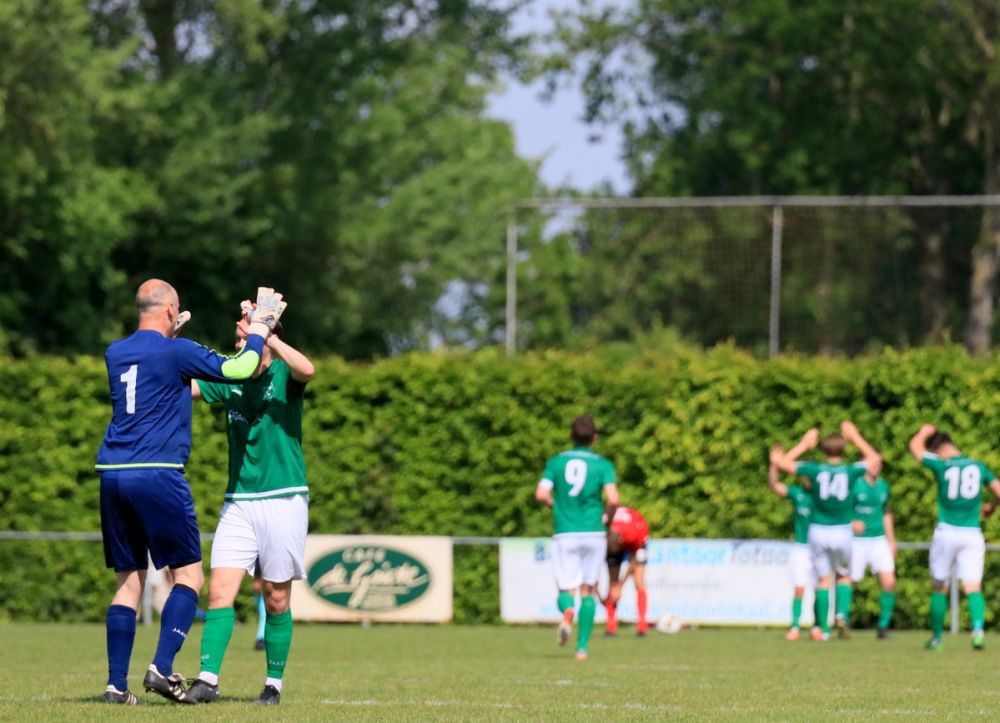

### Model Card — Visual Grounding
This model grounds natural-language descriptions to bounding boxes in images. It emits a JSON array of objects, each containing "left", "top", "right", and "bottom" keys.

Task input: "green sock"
[
  {"left": 968, "top": 591, "right": 986, "bottom": 632},
  {"left": 815, "top": 589, "right": 830, "bottom": 633},
  {"left": 835, "top": 583, "right": 853, "bottom": 621},
  {"left": 577, "top": 597, "right": 596, "bottom": 652},
  {"left": 930, "top": 592, "right": 948, "bottom": 640},
  {"left": 791, "top": 598, "right": 802, "bottom": 628},
  {"left": 557, "top": 591, "right": 574, "bottom": 614},
  {"left": 265, "top": 609, "right": 293, "bottom": 680},
  {"left": 199, "top": 607, "right": 235, "bottom": 676},
  {"left": 878, "top": 591, "right": 896, "bottom": 629}
]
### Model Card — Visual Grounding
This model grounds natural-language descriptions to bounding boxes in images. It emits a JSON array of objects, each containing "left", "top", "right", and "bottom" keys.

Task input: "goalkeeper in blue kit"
[{"left": 95, "top": 280, "right": 286, "bottom": 705}]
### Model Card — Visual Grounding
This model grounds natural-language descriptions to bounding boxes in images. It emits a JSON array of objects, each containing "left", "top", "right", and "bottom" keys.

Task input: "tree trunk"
[
  {"left": 966, "top": 221, "right": 1000, "bottom": 355},
  {"left": 139, "top": 0, "right": 179, "bottom": 77},
  {"left": 966, "top": 123, "right": 1000, "bottom": 355},
  {"left": 918, "top": 211, "right": 948, "bottom": 343}
]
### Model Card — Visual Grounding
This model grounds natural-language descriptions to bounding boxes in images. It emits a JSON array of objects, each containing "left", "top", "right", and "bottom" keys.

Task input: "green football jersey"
[
  {"left": 852, "top": 477, "right": 890, "bottom": 537},
  {"left": 922, "top": 453, "right": 996, "bottom": 528},
  {"left": 786, "top": 485, "right": 812, "bottom": 544},
  {"left": 795, "top": 460, "right": 868, "bottom": 526},
  {"left": 541, "top": 447, "right": 616, "bottom": 534},
  {"left": 197, "top": 358, "right": 309, "bottom": 501}
]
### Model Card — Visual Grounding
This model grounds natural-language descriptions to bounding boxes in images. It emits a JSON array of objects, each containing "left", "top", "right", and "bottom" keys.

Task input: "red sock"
[
  {"left": 636, "top": 589, "right": 648, "bottom": 633},
  {"left": 605, "top": 599, "right": 617, "bottom": 634},
  {"left": 562, "top": 608, "right": 575, "bottom": 625}
]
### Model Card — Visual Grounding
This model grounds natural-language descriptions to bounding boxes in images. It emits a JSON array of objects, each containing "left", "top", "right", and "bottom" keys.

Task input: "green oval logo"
[{"left": 307, "top": 545, "right": 432, "bottom": 612}]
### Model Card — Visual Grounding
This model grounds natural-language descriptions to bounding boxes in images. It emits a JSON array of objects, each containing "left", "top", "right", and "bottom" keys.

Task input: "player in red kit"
[{"left": 604, "top": 506, "right": 651, "bottom": 636}]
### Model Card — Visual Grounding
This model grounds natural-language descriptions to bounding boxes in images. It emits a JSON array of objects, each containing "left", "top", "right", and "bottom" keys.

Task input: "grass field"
[{"left": 3, "top": 622, "right": 1000, "bottom": 721}]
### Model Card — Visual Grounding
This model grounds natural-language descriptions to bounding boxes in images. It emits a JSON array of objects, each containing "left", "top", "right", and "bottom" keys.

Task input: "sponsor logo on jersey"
[{"left": 307, "top": 546, "right": 432, "bottom": 612}]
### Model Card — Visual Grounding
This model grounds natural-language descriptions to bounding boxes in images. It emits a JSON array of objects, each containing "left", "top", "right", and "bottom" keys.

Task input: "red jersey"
[{"left": 611, "top": 506, "right": 649, "bottom": 548}]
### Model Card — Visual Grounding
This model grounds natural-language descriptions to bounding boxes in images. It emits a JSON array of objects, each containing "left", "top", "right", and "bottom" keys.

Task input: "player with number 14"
[{"left": 771, "top": 421, "right": 880, "bottom": 641}]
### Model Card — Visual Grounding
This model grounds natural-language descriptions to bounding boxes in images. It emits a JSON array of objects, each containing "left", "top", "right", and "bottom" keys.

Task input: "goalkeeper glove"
[
  {"left": 171, "top": 310, "right": 192, "bottom": 338},
  {"left": 246, "top": 287, "right": 287, "bottom": 339}
]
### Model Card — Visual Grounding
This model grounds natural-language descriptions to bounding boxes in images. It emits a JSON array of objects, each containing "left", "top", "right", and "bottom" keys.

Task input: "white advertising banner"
[
  {"left": 292, "top": 535, "right": 453, "bottom": 623},
  {"left": 500, "top": 537, "right": 814, "bottom": 626}
]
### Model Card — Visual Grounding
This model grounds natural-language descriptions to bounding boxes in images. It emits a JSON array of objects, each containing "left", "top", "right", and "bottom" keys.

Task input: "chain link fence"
[{"left": 505, "top": 196, "right": 1000, "bottom": 356}]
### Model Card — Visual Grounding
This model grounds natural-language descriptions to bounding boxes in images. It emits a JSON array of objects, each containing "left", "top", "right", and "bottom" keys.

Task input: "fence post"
[
  {"left": 142, "top": 558, "right": 153, "bottom": 626},
  {"left": 768, "top": 205, "right": 783, "bottom": 358},
  {"left": 505, "top": 216, "right": 518, "bottom": 357},
  {"left": 950, "top": 568, "right": 959, "bottom": 634}
]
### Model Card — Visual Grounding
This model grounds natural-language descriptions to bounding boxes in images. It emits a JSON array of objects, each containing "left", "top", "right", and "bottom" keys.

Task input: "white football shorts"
[
  {"left": 210, "top": 494, "right": 309, "bottom": 582},
  {"left": 929, "top": 523, "right": 985, "bottom": 586},
  {"left": 808, "top": 523, "right": 853, "bottom": 579},
  {"left": 850, "top": 536, "right": 895, "bottom": 581},
  {"left": 551, "top": 532, "right": 607, "bottom": 590},
  {"left": 790, "top": 543, "right": 813, "bottom": 588}
]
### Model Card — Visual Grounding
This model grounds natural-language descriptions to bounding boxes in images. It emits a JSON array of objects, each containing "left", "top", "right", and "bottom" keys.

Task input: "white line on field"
[{"left": 321, "top": 699, "right": 684, "bottom": 712}]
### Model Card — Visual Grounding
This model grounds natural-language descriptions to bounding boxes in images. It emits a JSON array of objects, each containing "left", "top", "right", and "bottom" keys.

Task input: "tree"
[
  {"left": 0, "top": 0, "right": 152, "bottom": 354},
  {"left": 542, "top": 0, "right": 995, "bottom": 352},
  {"left": 1, "top": 1, "right": 539, "bottom": 357}
]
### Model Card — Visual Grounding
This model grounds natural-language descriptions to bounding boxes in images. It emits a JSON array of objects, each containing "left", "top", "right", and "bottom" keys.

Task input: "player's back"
[
  {"left": 544, "top": 448, "right": 615, "bottom": 535},
  {"left": 796, "top": 460, "right": 866, "bottom": 525},
  {"left": 96, "top": 330, "right": 194, "bottom": 469},
  {"left": 924, "top": 454, "right": 996, "bottom": 528},
  {"left": 611, "top": 506, "right": 649, "bottom": 546}
]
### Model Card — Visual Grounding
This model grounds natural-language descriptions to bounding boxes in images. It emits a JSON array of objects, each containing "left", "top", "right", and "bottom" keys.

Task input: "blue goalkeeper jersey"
[{"left": 95, "top": 330, "right": 266, "bottom": 470}]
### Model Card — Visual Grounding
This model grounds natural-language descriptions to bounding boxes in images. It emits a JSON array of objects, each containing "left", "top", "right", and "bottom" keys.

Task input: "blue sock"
[
  {"left": 255, "top": 593, "right": 266, "bottom": 640},
  {"left": 106, "top": 605, "right": 137, "bottom": 691},
  {"left": 151, "top": 584, "right": 199, "bottom": 676}
]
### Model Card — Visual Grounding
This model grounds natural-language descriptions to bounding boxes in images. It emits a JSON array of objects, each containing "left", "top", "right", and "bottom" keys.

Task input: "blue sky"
[{"left": 486, "top": 0, "right": 630, "bottom": 193}]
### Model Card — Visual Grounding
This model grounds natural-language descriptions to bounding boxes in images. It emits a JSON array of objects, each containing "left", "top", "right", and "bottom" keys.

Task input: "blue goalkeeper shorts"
[{"left": 100, "top": 468, "right": 202, "bottom": 572}]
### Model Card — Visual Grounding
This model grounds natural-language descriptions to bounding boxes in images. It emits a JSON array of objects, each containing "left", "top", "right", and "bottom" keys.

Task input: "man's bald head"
[
  {"left": 135, "top": 279, "right": 181, "bottom": 336},
  {"left": 136, "top": 279, "right": 178, "bottom": 316}
]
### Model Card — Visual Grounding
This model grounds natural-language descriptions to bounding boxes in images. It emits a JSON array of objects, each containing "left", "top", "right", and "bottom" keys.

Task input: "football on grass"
[{"left": 656, "top": 612, "right": 683, "bottom": 634}]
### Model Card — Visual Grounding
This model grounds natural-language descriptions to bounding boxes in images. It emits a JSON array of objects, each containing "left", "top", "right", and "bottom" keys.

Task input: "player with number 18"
[{"left": 909, "top": 425, "right": 1000, "bottom": 651}]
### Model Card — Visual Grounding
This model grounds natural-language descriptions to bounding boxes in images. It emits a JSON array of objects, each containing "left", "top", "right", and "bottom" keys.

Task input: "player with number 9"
[
  {"left": 909, "top": 424, "right": 1000, "bottom": 651},
  {"left": 534, "top": 415, "right": 619, "bottom": 661},
  {"left": 771, "top": 421, "right": 880, "bottom": 641}
]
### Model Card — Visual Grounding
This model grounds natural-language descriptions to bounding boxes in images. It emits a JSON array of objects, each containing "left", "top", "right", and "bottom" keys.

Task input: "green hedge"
[{"left": 4, "top": 344, "right": 1000, "bottom": 626}]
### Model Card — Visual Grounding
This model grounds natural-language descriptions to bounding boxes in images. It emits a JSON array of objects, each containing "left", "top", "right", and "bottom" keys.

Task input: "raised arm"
[
  {"left": 909, "top": 423, "right": 936, "bottom": 461},
  {"left": 177, "top": 336, "right": 266, "bottom": 383},
  {"left": 772, "top": 428, "right": 819, "bottom": 474},
  {"left": 767, "top": 446, "right": 789, "bottom": 498},
  {"left": 841, "top": 420, "right": 881, "bottom": 470},
  {"left": 268, "top": 336, "right": 316, "bottom": 383}
]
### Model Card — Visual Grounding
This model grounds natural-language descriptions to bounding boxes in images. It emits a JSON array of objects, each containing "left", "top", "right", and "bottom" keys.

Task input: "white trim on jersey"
[{"left": 225, "top": 486, "right": 309, "bottom": 501}]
